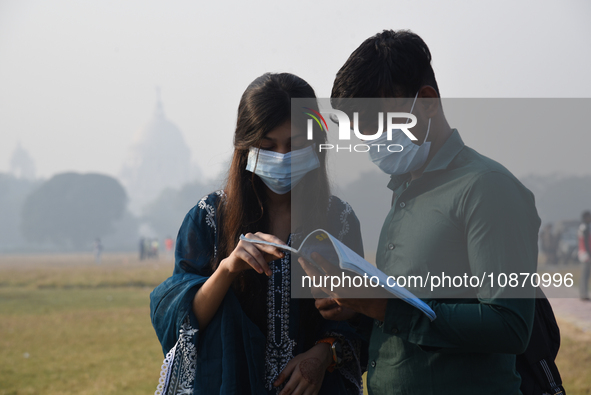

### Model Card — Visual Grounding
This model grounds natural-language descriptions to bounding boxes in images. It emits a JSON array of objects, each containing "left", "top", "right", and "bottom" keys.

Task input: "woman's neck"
[
  {"left": 265, "top": 188, "right": 291, "bottom": 242},
  {"left": 265, "top": 189, "right": 291, "bottom": 212}
]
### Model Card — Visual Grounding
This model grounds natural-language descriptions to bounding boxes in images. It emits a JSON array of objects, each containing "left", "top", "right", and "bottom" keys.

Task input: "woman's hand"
[
  {"left": 193, "top": 232, "right": 286, "bottom": 329},
  {"left": 274, "top": 343, "right": 333, "bottom": 395},
  {"left": 220, "top": 232, "right": 286, "bottom": 277}
]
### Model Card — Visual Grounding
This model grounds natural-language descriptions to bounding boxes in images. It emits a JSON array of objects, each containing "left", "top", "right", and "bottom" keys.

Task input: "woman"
[{"left": 150, "top": 73, "right": 366, "bottom": 395}]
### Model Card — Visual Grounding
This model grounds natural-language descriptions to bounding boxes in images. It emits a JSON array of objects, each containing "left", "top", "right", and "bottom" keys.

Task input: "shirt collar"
[{"left": 387, "top": 129, "right": 464, "bottom": 191}]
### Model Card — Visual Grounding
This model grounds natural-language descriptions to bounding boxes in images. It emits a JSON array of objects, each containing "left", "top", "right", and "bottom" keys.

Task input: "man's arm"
[
  {"left": 300, "top": 257, "right": 533, "bottom": 354},
  {"left": 393, "top": 171, "right": 538, "bottom": 353},
  {"left": 303, "top": 171, "right": 540, "bottom": 354},
  {"left": 379, "top": 298, "right": 533, "bottom": 354}
]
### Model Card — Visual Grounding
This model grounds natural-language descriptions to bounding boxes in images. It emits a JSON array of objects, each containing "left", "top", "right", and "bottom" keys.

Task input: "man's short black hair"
[
  {"left": 582, "top": 211, "right": 591, "bottom": 220},
  {"left": 331, "top": 30, "right": 440, "bottom": 99}
]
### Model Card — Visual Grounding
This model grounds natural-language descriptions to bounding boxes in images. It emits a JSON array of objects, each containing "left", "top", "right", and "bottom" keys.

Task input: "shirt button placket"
[{"left": 370, "top": 360, "right": 376, "bottom": 368}]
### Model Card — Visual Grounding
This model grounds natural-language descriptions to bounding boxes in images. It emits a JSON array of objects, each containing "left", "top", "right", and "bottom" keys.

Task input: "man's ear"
[{"left": 418, "top": 85, "right": 439, "bottom": 118}]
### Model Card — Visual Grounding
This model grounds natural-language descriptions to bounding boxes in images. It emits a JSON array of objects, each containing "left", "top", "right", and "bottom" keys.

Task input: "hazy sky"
[{"left": 1, "top": 0, "right": 590, "bottom": 182}]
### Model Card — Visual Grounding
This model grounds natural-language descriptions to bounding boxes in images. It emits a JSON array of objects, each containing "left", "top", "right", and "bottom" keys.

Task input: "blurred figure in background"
[
  {"left": 578, "top": 210, "right": 591, "bottom": 300},
  {"left": 151, "top": 238, "right": 159, "bottom": 259},
  {"left": 94, "top": 238, "right": 103, "bottom": 264},
  {"left": 164, "top": 236, "right": 174, "bottom": 258},
  {"left": 540, "top": 223, "right": 559, "bottom": 265},
  {"left": 139, "top": 237, "right": 146, "bottom": 260}
]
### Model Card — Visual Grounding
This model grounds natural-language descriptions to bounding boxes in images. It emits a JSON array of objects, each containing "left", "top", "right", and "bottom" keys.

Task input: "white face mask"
[
  {"left": 368, "top": 92, "right": 431, "bottom": 175},
  {"left": 245, "top": 144, "right": 320, "bottom": 194}
]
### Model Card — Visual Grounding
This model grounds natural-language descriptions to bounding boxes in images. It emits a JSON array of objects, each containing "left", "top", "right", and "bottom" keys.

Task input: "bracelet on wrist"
[{"left": 315, "top": 337, "right": 343, "bottom": 372}]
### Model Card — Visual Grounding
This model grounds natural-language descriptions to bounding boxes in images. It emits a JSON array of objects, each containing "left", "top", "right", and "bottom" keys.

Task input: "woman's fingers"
[
  {"left": 290, "top": 381, "right": 307, "bottom": 395},
  {"left": 240, "top": 242, "right": 274, "bottom": 276},
  {"left": 276, "top": 352, "right": 325, "bottom": 395},
  {"left": 254, "top": 231, "right": 287, "bottom": 246},
  {"left": 278, "top": 371, "right": 299, "bottom": 395},
  {"left": 275, "top": 357, "right": 298, "bottom": 388},
  {"left": 235, "top": 248, "right": 264, "bottom": 274},
  {"left": 302, "top": 386, "right": 317, "bottom": 395},
  {"left": 304, "top": 385, "right": 323, "bottom": 395},
  {"left": 235, "top": 232, "right": 292, "bottom": 275},
  {"left": 254, "top": 243, "right": 285, "bottom": 260},
  {"left": 243, "top": 232, "right": 285, "bottom": 259},
  {"left": 280, "top": 368, "right": 312, "bottom": 395}
]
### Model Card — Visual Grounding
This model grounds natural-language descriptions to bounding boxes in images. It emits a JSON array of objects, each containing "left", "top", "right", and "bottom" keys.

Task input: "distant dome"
[
  {"left": 120, "top": 93, "right": 192, "bottom": 212},
  {"left": 9, "top": 142, "right": 36, "bottom": 179}
]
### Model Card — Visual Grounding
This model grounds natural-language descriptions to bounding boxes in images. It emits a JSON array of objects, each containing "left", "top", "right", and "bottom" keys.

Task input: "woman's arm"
[
  {"left": 191, "top": 262, "right": 239, "bottom": 330},
  {"left": 192, "top": 232, "right": 286, "bottom": 329}
]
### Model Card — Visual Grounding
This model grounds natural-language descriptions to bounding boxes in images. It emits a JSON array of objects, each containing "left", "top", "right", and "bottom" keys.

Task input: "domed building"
[
  {"left": 120, "top": 92, "right": 192, "bottom": 212},
  {"left": 9, "top": 142, "right": 36, "bottom": 180}
]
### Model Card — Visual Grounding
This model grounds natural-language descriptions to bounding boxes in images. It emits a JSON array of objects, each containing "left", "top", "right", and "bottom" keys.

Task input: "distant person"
[
  {"left": 164, "top": 236, "right": 174, "bottom": 257},
  {"left": 94, "top": 238, "right": 103, "bottom": 264},
  {"left": 151, "top": 238, "right": 159, "bottom": 259},
  {"left": 139, "top": 237, "right": 146, "bottom": 260},
  {"left": 578, "top": 210, "right": 591, "bottom": 300},
  {"left": 144, "top": 238, "right": 153, "bottom": 259},
  {"left": 540, "top": 223, "right": 558, "bottom": 264}
]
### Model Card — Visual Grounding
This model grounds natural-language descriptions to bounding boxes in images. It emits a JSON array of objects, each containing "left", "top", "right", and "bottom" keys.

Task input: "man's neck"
[{"left": 410, "top": 117, "right": 453, "bottom": 181}]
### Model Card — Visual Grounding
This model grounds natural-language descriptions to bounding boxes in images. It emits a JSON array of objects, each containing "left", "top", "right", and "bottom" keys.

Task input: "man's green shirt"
[{"left": 367, "top": 130, "right": 540, "bottom": 395}]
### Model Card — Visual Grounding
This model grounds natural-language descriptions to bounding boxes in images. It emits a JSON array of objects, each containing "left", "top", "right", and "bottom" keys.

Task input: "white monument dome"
[
  {"left": 120, "top": 91, "right": 192, "bottom": 212},
  {"left": 9, "top": 142, "right": 36, "bottom": 180}
]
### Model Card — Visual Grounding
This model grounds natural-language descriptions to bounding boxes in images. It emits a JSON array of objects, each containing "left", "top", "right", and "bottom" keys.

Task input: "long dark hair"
[
  {"left": 215, "top": 72, "right": 330, "bottom": 289},
  {"left": 210, "top": 73, "right": 332, "bottom": 342}
]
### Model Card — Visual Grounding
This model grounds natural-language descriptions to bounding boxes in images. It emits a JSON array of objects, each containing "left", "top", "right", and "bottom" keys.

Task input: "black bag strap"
[{"left": 516, "top": 288, "right": 566, "bottom": 395}]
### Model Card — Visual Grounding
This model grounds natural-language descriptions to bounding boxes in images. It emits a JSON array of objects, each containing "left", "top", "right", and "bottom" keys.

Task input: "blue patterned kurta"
[{"left": 150, "top": 191, "right": 366, "bottom": 395}]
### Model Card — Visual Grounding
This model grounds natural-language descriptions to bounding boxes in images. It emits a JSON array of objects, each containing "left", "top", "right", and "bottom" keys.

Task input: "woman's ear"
[{"left": 418, "top": 85, "right": 440, "bottom": 118}]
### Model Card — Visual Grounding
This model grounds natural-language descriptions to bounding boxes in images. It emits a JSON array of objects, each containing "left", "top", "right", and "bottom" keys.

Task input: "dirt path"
[{"left": 546, "top": 285, "right": 591, "bottom": 332}]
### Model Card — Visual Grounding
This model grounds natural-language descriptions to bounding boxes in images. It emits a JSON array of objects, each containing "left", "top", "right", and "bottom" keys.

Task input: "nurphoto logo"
[{"left": 303, "top": 107, "right": 418, "bottom": 153}]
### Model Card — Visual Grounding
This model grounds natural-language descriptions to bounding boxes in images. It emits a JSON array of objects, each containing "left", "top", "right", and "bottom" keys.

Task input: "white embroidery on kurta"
[
  {"left": 264, "top": 236, "right": 296, "bottom": 391},
  {"left": 155, "top": 317, "right": 198, "bottom": 395}
]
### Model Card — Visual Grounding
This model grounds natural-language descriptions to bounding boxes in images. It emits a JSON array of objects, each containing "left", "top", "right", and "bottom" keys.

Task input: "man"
[
  {"left": 540, "top": 223, "right": 558, "bottom": 265},
  {"left": 578, "top": 210, "right": 591, "bottom": 300},
  {"left": 300, "top": 30, "right": 541, "bottom": 394}
]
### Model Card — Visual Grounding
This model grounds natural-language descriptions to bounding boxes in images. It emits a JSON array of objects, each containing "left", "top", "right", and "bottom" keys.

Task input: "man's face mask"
[{"left": 367, "top": 92, "right": 431, "bottom": 175}]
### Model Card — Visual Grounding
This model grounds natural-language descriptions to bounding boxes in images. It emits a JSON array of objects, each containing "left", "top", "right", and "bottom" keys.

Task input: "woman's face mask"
[{"left": 245, "top": 144, "right": 320, "bottom": 194}]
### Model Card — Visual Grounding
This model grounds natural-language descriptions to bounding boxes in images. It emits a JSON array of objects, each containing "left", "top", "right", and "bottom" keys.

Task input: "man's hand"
[
  {"left": 311, "top": 288, "right": 358, "bottom": 321},
  {"left": 299, "top": 253, "right": 389, "bottom": 322}
]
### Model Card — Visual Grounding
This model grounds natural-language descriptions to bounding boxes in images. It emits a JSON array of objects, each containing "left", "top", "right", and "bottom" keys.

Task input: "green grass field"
[
  {"left": 0, "top": 253, "right": 589, "bottom": 394},
  {"left": 0, "top": 253, "right": 172, "bottom": 395}
]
